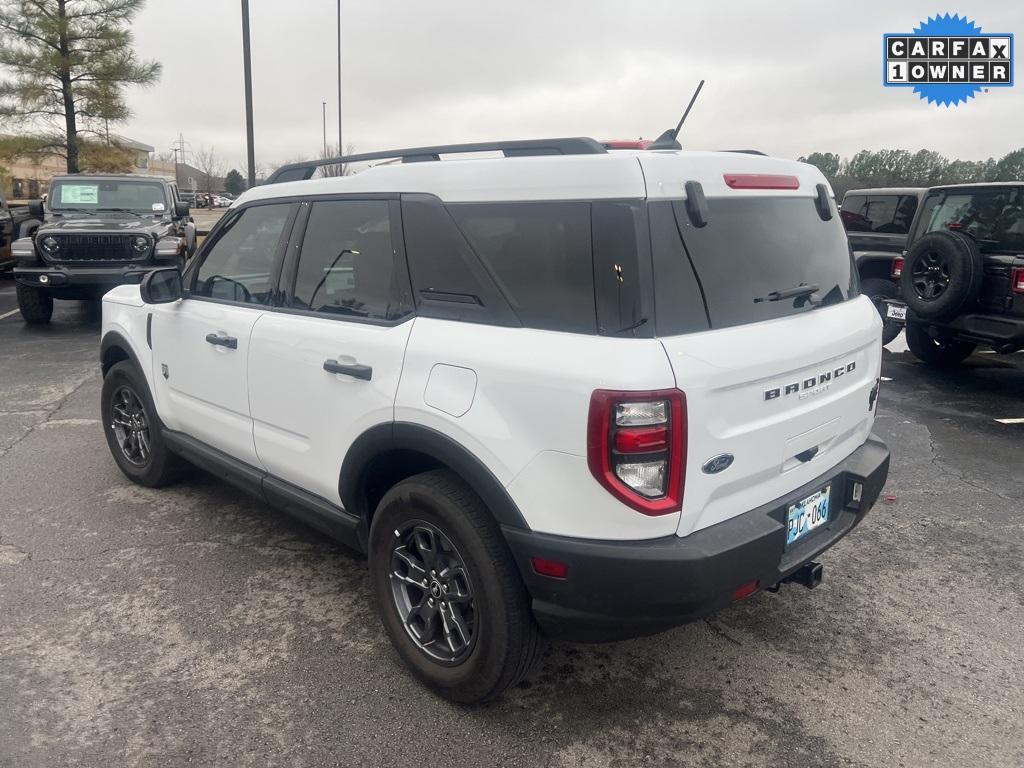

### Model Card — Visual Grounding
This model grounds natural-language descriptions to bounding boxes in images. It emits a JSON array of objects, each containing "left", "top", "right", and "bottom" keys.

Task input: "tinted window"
[
  {"left": 400, "top": 195, "right": 519, "bottom": 327},
  {"left": 592, "top": 201, "right": 651, "bottom": 337},
  {"left": 450, "top": 202, "right": 595, "bottom": 334},
  {"left": 649, "top": 202, "right": 711, "bottom": 336},
  {"left": 193, "top": 203, "right": 292, "bottom": 305},
  {"left": 913, "top": 187, "right": 1024, "bottom": 252},
  {"left": 841, "top": 194, "right": 918, "bottom": 234},
  {"left": 291, "top": 200, "right": 411, "bottom": 320},
  {"left": 668, "top": 197, "right": 855, "bottom": 330}
]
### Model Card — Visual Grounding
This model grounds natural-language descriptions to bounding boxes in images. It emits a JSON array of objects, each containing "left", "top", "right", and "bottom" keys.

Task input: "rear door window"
[
  {"left": 449, "top": 202, "right": 596, "bottom": 334},
  {"left": 661, "top": 197, "right": 855, "bottom": 331},
  {"left": 841, "top": 194, "right": 919, "bottom": 234}
]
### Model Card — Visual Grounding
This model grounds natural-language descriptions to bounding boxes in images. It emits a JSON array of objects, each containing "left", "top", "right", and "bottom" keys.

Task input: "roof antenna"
[{"left": 648, "top": 80, "right": 705, "bottom": 150}]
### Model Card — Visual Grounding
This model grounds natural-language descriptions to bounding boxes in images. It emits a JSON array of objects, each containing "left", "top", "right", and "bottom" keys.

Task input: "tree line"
[{"left": 799, "top": 148, "right": 1024, "bottom": 198}]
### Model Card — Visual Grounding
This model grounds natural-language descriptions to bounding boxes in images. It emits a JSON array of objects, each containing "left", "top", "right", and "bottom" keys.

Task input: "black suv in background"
[
  {"left": 893, "top": 183, "right": 1024, "bottom": 366},
  {"left": 841, "top": 188, "right": 926, "bottom": 344},
  {"left": 12, "top": 175, "right": 196, "bottom": 323}
]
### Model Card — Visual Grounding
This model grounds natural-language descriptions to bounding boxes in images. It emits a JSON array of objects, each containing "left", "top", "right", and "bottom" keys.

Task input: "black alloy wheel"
[
  {"left": 110, "top": 385, "right": 151, "bottom": 466},
  {"left": 910, "top": 249, "right": 951, "bottom": 301},
  {"left": 389, "top": 521, "right": 477, "bottom": 664}
]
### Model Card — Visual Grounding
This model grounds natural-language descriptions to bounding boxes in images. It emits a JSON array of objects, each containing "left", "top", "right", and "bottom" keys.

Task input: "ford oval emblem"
[{"left": 702, "top": 453, "right": 734, "bottom": 474}]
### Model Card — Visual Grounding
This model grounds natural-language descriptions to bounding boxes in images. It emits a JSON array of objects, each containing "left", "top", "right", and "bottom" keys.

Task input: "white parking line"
[
  {"left": 0, "top": 308, "right": 19, "bottom": 320},
  {"left": 995, "top": 418, "right": 1024, "bottom": 425}
]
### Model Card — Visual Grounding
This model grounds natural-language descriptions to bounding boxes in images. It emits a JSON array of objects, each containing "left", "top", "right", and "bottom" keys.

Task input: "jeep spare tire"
[{"left": 900, "top": 231, "right": 984, "bottom": 320}]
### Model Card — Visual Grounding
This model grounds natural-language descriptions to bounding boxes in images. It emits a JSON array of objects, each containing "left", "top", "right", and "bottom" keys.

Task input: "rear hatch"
[{"left": 641, "top": 155, "right": 882, "bottom": 536}]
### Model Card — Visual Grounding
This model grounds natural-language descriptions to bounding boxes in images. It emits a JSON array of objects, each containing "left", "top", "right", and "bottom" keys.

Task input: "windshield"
[
  {"left": 913, "top": 187, "right": 1024, "bottom": 252},
  {"left": 50, "top": 180, "right": 168, "bottom": 214}
]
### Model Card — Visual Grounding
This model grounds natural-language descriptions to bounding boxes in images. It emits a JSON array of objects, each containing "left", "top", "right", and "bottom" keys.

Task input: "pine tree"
[{"left": 0, "top": 0, "right": 160, "bottom": 173}]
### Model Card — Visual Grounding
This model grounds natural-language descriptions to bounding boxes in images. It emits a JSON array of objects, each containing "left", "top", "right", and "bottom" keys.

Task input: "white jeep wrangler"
[{"left": 100, "top": 137, "right": 889, "bottom": 703}]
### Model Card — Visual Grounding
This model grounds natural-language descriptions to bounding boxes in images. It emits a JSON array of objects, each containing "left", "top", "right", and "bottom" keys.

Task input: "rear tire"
[
  {"left": 860, "top": 277, "right": 902, "bottom": 346},
  {"left": 16, "top": 284, "right": 53, "bottom": 324},
  {"left": 101, "top": 360, "right": 185, "bottom": 487},
  {"left": 905, "top": 321, "right": 976, "bottom": 367},
  {"left": 368, "top": 470, "right": 543, "bottom": 703}
]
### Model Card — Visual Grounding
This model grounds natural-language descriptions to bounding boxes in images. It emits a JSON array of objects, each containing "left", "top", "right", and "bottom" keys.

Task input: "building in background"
[{"left": 0, "top": 134, "right": 176, "bottom": 200}]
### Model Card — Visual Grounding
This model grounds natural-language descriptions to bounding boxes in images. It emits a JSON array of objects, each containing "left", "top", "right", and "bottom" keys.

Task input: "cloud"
[{"left": 117, "top": 0, "right": 1023, "bottom": 172}]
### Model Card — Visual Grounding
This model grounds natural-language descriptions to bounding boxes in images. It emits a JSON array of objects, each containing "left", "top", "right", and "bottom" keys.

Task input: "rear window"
[
  {"left": 912, "top": 187, "right": 1024, "bottom": 253},
  {"left": 841, "top": 194, "right": 918, "bottom": 234},
  {"left": 657, "top": 197, "right": 855, "bottom": 332}
]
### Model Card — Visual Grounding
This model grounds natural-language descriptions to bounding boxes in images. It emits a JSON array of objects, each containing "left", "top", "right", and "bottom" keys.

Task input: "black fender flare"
[
  {"left": 339, "top": 422, "right": 532, "bottom": 532},
  {"left": 100, "top": 330, "right": 145, "bottom": 376}
]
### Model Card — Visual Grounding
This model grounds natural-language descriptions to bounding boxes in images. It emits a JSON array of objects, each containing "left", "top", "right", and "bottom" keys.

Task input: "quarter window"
[
  {"left": 290, "top": 200, "right": 411, "bottom": 321},
  {"left": 193, "top": 203, "right": 293, "bottom": 305},
  {"left": 449, "top": 202, "right": 596, "bottom": 334}
]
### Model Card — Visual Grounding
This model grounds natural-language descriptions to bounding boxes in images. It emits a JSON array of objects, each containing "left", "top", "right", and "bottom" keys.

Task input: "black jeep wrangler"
[
  {"left": 890, "top": 183, "right": 1024, "bottom": 366},
  {"left": 840, "top": 187, "right": 926, "bottom": 344},
  {"left": 12, "top": 174, "right": 196, "bottom": 324}
]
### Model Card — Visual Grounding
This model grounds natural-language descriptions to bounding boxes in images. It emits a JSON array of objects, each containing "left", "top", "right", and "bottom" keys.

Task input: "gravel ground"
[{"left": 1, "top": 293, "right": 1021, "bottom": 767}]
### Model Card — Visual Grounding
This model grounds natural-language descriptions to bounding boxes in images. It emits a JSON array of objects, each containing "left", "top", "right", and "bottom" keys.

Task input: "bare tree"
[
  {"left": 192, "top": 145, "right": 224, "bottom": 193},
  {"left": 318, "top": 142, "right": 356, "bottom": 178}
]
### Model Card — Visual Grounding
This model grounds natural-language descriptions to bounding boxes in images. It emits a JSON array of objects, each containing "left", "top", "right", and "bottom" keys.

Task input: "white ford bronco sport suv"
[{"left": 99, "top": 137, "right": 890, "bottom": 703}]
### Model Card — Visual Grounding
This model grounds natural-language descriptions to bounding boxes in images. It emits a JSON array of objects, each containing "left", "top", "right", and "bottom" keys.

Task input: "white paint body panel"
[
  {"left": 149, "top": 300, "right": 264, "bottom": 467},
  {"left": 248, "top": 312, "right": 413, "bottom": 505}
]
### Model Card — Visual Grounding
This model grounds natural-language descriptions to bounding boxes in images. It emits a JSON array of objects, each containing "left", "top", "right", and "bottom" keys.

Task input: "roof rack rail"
[
  {"left": 721, "top": 149, "right": 767, "bottom": 156},
  {"left": 265, "top": 137, "right": 608, "bottom": 185}
]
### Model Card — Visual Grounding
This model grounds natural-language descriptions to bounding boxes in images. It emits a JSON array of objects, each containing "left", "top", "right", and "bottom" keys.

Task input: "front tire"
[
  {"left": 101, "top": 360, "right": 185, "bottom": 486},
  {"left": 860, "top": 277, "right": 902, "bottom": 346},
  {"left": 905, "top": 321, "right": 976, "bottom": 367},
  {"left": 368, "top": 470, "right": 543, "bottom": 703},
  {"left": 16, "top": 284, "right": 53, "bottom": 324}
]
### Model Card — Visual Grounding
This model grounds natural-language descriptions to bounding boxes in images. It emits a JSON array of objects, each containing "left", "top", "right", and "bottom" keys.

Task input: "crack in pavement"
[{"left": 0, "top": 370, "right": 97, "bottom": 463}]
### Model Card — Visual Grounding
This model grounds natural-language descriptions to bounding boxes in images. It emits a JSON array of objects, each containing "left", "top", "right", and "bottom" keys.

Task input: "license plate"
[
  {"left": 786, "top": 486, "right": 831, "bottom": 546},
  {"left": 885, "top": 303, "right": 907, "bottom": 321}
]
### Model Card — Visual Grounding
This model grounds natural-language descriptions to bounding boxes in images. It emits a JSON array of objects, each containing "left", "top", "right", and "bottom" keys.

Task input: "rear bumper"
[
  {"left": 908, "top": 311, "right": 1024, "bottom": 347},
  {"left": 14, "top": 264, "right": 154, "bottom": 294},
  {"left": 503, "top": 435, "right": 890, "bottom": 643}
]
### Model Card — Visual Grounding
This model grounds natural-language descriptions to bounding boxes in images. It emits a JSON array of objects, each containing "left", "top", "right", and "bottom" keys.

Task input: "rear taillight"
[
  {"left": 587, "top": 389, "right": 686, "bottom": 515},
  {"left": 1012, "top": 267, "right": 1024, "bottom": 294},
  {"left": 892, "top": 257, "right": 904, "bottom": 279}
]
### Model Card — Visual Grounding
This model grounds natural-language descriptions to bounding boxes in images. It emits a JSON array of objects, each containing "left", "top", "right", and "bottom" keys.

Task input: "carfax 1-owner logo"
[{"left": 884, "top": 13, "right": 1013, "bottom": 106}]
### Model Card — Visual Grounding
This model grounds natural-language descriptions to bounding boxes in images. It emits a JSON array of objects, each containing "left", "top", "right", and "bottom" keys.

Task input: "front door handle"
[
  {"left": 323, "top": 359, "right": 372, "bottom": 380},
  {"left": 205, "top": 332, "right": 238, "bottom": 349}
]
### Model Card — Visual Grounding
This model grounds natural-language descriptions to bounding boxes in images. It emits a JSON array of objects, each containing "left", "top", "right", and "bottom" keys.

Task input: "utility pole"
[
  {"left": 322, "top": 101, "right": 328, "bottom": 157},
  {"left": 241, "top": 0, "right": 257, "bottom": 187},
  {"left": 337, "top": 0, "right": 342, "bottom": 158}
]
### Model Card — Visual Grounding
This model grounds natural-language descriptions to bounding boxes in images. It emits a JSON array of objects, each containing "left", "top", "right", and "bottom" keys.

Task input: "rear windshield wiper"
[{"left": 753, "top": 283, "right": 819, "bottom": 303}]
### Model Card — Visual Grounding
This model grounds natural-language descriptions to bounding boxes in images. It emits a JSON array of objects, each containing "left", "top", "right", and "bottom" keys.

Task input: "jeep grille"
[{"left": 41, "top": 234, "right": 148, "bottom": 263}]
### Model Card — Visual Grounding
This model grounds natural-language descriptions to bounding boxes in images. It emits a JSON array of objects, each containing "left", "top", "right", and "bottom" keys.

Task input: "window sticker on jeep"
[
  {"left": 60, "top": 184, "right": 98, "bottom": 205},
  {"left": 884, "top": 14, "right": 1014, "bottom": 106}
]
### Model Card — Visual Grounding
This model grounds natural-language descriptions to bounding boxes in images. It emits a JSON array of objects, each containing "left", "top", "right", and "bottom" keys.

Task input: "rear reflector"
[
  {"left": 1012, "top": 267, "right": 1024, "bottom": 294},
  {"left": 732, "top": 580, "right": 760, "bottom": 601},
  {"left": 724, "top": 173, "right": 800, "bottom": 190},
  {"left": 892, "top": 257, "right": 905, "bottom": 279},
  {"left": 531, "top": 556, "right": 568, "bottom": 579}
]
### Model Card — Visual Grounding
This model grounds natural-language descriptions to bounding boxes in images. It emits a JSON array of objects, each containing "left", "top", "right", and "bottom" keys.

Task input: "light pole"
[
  {"left": 322, "top": 101, "right": 328, "bottom": 157},
  {"left": 241, "top": 0, "right": 256, "bottom": 187},
  {"left": 337, "top": 0, "right": 342, "bottom": 158}
]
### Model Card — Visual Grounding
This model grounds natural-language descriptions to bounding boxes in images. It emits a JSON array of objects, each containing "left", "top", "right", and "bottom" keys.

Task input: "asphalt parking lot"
[{"left": 0, "top": 286, "right": 1021, "bottom": 768}]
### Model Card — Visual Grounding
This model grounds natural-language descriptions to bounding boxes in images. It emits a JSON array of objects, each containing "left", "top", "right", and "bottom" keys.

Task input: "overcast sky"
[{"left": 121, "top": 0, "right": 1022, "bottom": 173}]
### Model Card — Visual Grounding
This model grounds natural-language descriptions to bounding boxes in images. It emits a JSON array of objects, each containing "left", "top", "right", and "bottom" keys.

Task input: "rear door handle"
[
  {"left": 323, "top": 359, "right": 372, "bottom": 380},
  {"left": 205, "top": 332, "right": 238, "bottom": 349}
]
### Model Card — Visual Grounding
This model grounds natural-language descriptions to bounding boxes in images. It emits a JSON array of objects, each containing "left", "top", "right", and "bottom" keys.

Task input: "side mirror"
[
  {"left": 140, "top": 267, "right": 183, "bottom": 304},
  {"left": 173, "top": 201, "right": 190, "bottom": 218},
  {"left": 27, "top": 199, "right": 44, "bottom": 218}
]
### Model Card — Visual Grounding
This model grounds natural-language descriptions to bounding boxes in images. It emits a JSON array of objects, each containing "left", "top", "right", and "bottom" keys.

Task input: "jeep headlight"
[
  {"left": 131, "top": 235, "right": 150, "bottom": 254},
  {"left": 40, "top": 236, "right": 59, "bottom": 256}
]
